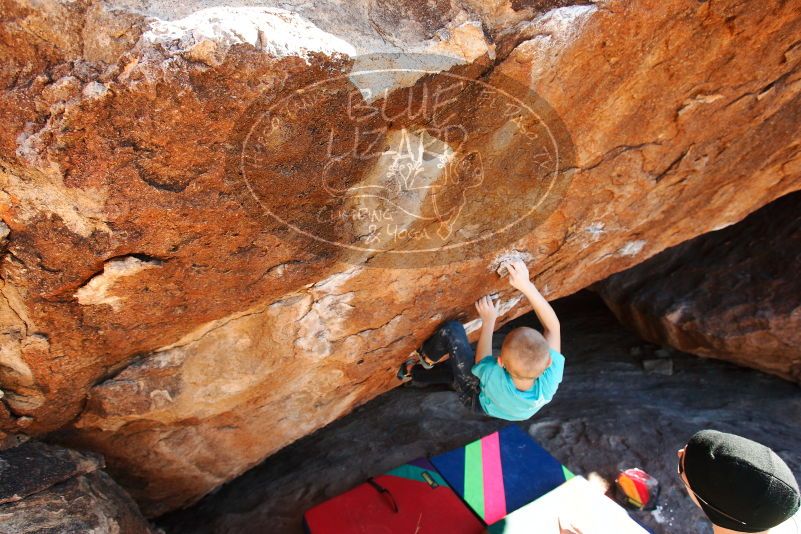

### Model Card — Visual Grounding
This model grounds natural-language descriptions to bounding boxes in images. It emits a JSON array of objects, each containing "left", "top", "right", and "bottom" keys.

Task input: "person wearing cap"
[{"left": 677, "top": 429, "right": 801, "bottom": 533}]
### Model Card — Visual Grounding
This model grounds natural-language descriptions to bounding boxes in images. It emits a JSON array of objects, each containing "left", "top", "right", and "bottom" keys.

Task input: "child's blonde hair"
[{"left": 501, "top": 326, "right": 551, "bottom": 377}]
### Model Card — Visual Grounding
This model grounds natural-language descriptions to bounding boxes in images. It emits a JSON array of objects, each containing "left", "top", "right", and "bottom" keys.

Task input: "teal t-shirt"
[{"left": 471, "top": 348, "right": 565, "bottom": 421}]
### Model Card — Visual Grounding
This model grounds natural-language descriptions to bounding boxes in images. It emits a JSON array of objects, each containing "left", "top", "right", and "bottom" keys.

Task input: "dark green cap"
[{"left": 684, "top": 430, "right": 800, "bottom": 532}]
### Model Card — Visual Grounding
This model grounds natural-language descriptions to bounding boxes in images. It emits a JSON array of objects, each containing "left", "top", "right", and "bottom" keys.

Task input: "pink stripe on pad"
[{"left": 481, "top": 432, "right": 507, "bottom": 523}]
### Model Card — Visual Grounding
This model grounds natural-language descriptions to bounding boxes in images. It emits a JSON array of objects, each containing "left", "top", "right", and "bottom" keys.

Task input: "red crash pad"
[{"left": 303, "top": 458, "right": 484, "bottom": 533}]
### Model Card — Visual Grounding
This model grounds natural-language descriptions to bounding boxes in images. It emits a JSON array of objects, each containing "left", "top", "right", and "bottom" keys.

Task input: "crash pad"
[
  {"left": 303, "top": 458, "right": 485, "bottom": 533},
  {"left": 429, "top": 425, "right": 573, "bottom": 525}
]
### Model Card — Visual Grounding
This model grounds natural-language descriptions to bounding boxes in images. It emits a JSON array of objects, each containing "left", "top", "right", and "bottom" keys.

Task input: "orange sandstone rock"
[{"left": 0, "top": 0, "right": 800, "bottom": 515}]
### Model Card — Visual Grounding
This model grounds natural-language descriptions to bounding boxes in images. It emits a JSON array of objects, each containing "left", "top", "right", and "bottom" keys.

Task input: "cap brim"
[{"left": 700, "top": 501, "right": 773, "bottom": 534}]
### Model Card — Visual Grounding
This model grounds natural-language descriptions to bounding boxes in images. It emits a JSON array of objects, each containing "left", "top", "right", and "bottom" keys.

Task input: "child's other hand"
[
  {"left": 475, "top": 295, "right": 500, "bottom": 323},
  {"left": 505, "top": 259, "right": 535, "bottom": 292}
]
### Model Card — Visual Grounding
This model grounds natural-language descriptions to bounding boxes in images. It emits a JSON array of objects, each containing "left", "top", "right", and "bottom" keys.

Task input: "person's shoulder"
[
  {"left": 548, "top": 347, "right": 565, "bottom": 366},
  {"left": 475, "top": 355, "right": 500, "bottom": 371},
  {"left": 535, "top": 348, "right": 565, "bottom": 394},
  {"left": 472, "top": 355, "right": 499, "bottom": 377}
]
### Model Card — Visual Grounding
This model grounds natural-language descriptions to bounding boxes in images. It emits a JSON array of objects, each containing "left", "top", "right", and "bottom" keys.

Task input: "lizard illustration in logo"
[{"left": 322, "top": 126, "right": 484, "bottom": 240}]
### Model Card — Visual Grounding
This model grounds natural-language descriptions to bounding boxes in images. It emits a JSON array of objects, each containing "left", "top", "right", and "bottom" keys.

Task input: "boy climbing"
[{"left": 397, "top": 259, "right": 565, "bottom": 421}]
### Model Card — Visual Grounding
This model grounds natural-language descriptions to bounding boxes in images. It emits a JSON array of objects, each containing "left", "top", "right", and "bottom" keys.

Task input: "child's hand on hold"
[
  {"left": 475, "top": 295, "right": 500, "bottom": 324},
  {"left": 505, "top": 259, "right": 535, "bottom": 293}
]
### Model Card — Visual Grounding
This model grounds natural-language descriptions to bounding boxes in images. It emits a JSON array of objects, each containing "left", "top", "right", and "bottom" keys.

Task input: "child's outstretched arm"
[
  {"left": 505, "top": 259, "right": 561, "bottom": 353},
  {"left": 474, "top": 295, "right": 499, "bottom": 364}
]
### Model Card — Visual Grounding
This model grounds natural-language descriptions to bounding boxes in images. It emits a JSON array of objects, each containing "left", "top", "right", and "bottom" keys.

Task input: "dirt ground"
[{"left": 159, "top": 291, "right": 801, "bottom": 534}]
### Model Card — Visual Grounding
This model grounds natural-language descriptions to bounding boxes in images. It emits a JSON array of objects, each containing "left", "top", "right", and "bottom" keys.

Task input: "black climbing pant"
[{"left": 410, "top": 320, "right": 484, "bottom": 414}]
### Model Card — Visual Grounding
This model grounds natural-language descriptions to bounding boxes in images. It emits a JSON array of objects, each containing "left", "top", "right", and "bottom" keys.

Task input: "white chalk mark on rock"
[
  {"left": 143, "top": 7, "right": 357, "bottom": 66},
  {"left": 617, "top": 240, "right": 646, "bottom": 257},
  {"left": 74, "top": 256, "right": 162, "bottom": 312}
]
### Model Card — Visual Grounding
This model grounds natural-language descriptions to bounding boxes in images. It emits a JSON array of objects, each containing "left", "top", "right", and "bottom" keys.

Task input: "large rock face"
[
  {"left": 1, "top": 0, "right": 800, "bottom": 515},
  {"left": 596, "top": 191, "right": 801, "bottom": 383}
]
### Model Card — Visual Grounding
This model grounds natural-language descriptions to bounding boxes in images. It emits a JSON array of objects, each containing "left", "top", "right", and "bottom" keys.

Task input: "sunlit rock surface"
[{"left": 1, "top": 0, "right": 800, "bottom": 514}]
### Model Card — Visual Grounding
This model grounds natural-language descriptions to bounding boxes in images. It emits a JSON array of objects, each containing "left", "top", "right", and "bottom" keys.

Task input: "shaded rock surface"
[
  {"left": 596, "top": 190, "right": 801, "bottom": 383},
  {"left": 158, "top": 293, "right": 801, "bottom": 534},
  {"left": 1, "top": 0, "right": 801, "bottom": 515},
  {"left": 0, "top": 441, "right": 153, "bottom": 533},
  {"left": 0, "top": 440, "right": 101, "bottom": 504}
]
